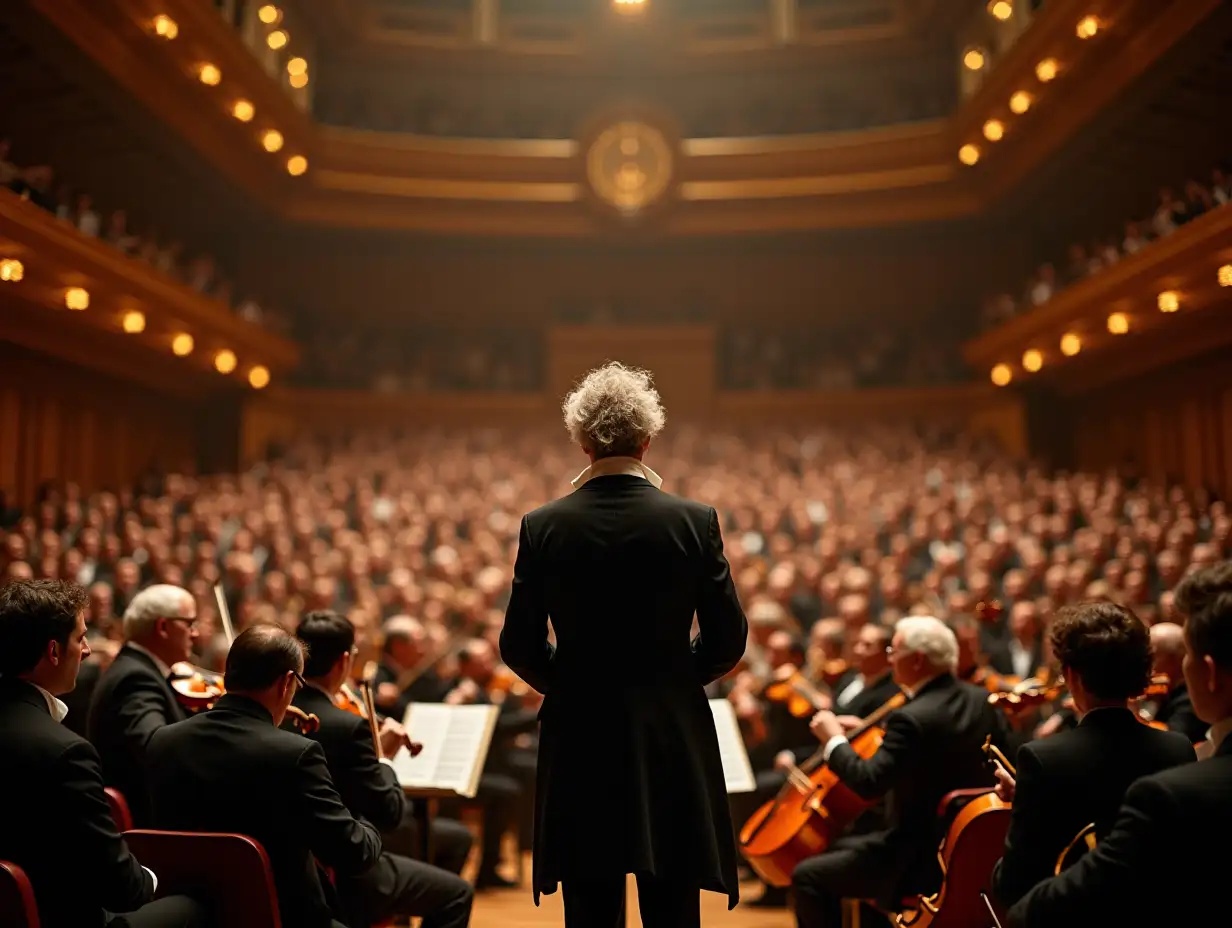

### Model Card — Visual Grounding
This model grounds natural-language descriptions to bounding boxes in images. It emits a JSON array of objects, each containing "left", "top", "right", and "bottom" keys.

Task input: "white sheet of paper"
[
  {"left": 392, "top": 703, "right": 499, "bottom": 798},
  {"left": 709, "top": 698, "right": 756, "bottom": 793}
]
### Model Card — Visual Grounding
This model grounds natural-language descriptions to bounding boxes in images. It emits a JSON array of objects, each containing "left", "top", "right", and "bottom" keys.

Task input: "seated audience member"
[
  {"left": 990, "top": 602, "right": 1195, "bottom": 908},
  {"left": 291, "top": 611, "right": 473, "bottom": 926},
  {"left": 88, "top": 584, "right": 196, "bottom": 825},
  {"left": 0, "top": 579, "right": 205, "bottom": 928},
  {"left": 1147, "top": 621, "right": 1209, "bottom": 744},
  {"left": 1008, "top": 562, "right": 1232, "bottom": 927},
  {"left": 148, "top": 624, "right": 382, "bottom": 928}
]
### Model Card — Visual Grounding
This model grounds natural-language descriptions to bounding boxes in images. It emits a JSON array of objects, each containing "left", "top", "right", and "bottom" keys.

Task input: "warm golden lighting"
[
  {"left": 65, "top": 287, "right": 89, "bottom": 311},
  {"left": 248, "top": 366, "right": 271, "bottom": 389},
  {"left": 214, "top": 350, "right": 237, "bottom": 374},
  {"left": 288, "top": 71, "right": 309, "bottom": 89},
  {"left": 267, "top": 29, "right": 288, "bottom": 50},
  {"left": 286, "top": 155, "right": 308, "bottom": 176},
  {"left": 262, "top": 130, "right": 284, "bottom": 153},
  {"left": 1076, "top": 15, "right": 1099, "bottom": 39},
  {"left": 258, "top": 4, "right": 281, "bottom": 24},
  {"left": 983, "top": 119, "right": 1005, "bottom": 142},
  {"left": 1060, "top": 333, "right": 1082, "bottom": 356},
  {"left": 959, "top": 144, "right": 981, "bottom": 166},
  {"left": 1218, "top": 264, "right": 1232, "bottom": 287},
  {"left": 1010, "top": 91, "right": 1032, "bottom": 114},
  {"left": 963, "top": 48, "right": 986, "bottom": 71},
  {"left": 0, "top": 259, "right": 23, "bottom": 282},
  {"left": 1107, "top": 312, "right": 1130, "bottom": 334},
  {"left": 991, "top": 364, "right": 1013, "bottom": 387},
  {"left": 198, "top": 64, "right": 221, "bottom": 86},
  {"left": 1036, "top": 58, "right": 1059, "bottom": 82},
  {"left": 613, "top": 0, "right": 647, "bottom": 10},
  {"left": 121, "top": 310, "right": 146, "bottom": 334},
  {"left": 1157, "top": 291, "right": 1180, "bottom": 313},
  {"left": 232, "top": 99, "right": 255, "bottom": 122},
  {"left": 172, "top": 333, "right": 194, "bottom": 356},
  {"left": 989, "top": 0, "right": 1013, "bottom": 21},
  {"left": 287, "top": 57, "right": 308, "bottom": 76},
  {"left": 153, "top": 14, "right": 179, "bottom": 39},
  {"left": 1022, "top": 349, "right": 1043, "bottom": 372}
]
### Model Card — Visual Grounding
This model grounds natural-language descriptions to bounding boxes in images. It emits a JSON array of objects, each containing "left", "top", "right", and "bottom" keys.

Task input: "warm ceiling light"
[
  {"left": 0, "top": 258, "right": 23, "bottom": 282},
  {"left": 1157, "top": 291, "right": 1180, "bottom": 313},
  {"left": 64, "top": 287, "right": 89, "bottom": 310},
  {"left": 959, "top": 144, "right": 981, "bottom": 166},
  {"left": 198, "top": 64, "right": 221, "bottom": 86},
  {"left": 613, "top": 0, "right": 647, "bottom": 10},
  {"left": 153, "top": 14, "right": 179, "bottom": 39},
  {"left": 1022, "top": 349, "right": 1043, "bottom": 372},
  {"left": 172, "top": 333, "right": 194, "bottom": 356},
  {"left": 991, "top": 364, "right": 1013, "bottom": 387},
  {"left": 267, "top": 29, "right": 288, "bottom": 50},
  {"left": 1107, "top": 312, "right": 1130, "bottom": 334},
  {"left": 983, "top": 119, "right": 1005, "bottom": 142},
  {"left": 963, "top": 48, "right": 986, "bottom": 71},
  {"left": 1009, "top": 91, "right": 1032, "bottom": 114},
  {"left": 1060, "top": 333, "right": 1082, "bottom": 356},
  {"left": 1036, "top": 58, "right": 1059, "bottom": 82},
  {"left": 214, "top": 349, "right": 237, "bottom": 374},
  {"left": 258, "top": 4, "right": 281, "bottom": 24},
  {"left": 1076, "top": 15, "right": 1099, "bottom": 39},
  {"left": 262, "top": 130, "right": 284, "bottom": 152},
  {"left": 248, "top": 366, "right": 271, "bottom": 389},
  {"left": 232, "top": 99, "right": 255, "bottom": 122},
  {"left": 286, "top": 155, "right": 308, "bottom": 176},
  {"left": 1216, "top": 264, "right": 1232, "bottom": 287},
  {"left": 288, "top": 71, "right": 309, "bottom": 89},
  {"left": 287, "top": 57, "right": 308, "bottom": 76},
  {"left": 989, "top": 0, "right": 1013, "bottom": 21}
]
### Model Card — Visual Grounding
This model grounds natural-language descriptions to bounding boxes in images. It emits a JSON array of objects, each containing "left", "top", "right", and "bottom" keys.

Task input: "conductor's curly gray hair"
[{"left": 562, "top": 362, "right": 667, "bottom": 459}]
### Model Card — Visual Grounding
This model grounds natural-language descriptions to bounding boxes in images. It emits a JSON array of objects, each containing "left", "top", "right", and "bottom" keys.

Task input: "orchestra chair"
[
  {"left": 0, "top": 861, "right": 39, "bottom": 928},
  {"left": 123, "top": 831, "right": 280, "bottom": 928},
  {"left": 105, "top": 787, "right": 134, "bottom": 833}
]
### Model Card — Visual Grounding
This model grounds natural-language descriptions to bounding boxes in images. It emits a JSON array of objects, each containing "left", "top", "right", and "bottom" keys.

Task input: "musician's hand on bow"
[
  {"left": 834, "top": 714, "right": 863, "bottom": 734},
  {"left": 378, "top": 718, "right": 414, "bottom": 758},
  {"left": 993, "top": 763, "right": 1016, "bottom": 803},
  {"left": 810, "top": 709, "right": 844, "bottom": 743},
  {"left": 444, "top": 678, "right": 480, "bottom": 705}
]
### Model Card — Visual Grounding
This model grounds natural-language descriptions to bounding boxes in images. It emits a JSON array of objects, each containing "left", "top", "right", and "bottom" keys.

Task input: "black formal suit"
[
  {"left": 500, "top": 471, "right": 748, "bottom": 926},
  {"left": 991, "top": 707, "right": 1195, "bottom": 908},
  {"left": 148, "top": 694, "right": 382, "bottom": 928},
  {"left": 1007, "top": 732, "right": 1232, "bottom": 927},
  {"left": 374, "top": 663, "right": 450, "bottom": 721},
  {"left": 988, "top": 638, "right": 1044, "bottom": 679},
  {"left": 63, "top": 657, "right": 102, "bottom": 737},
  {"left": 0, "top": 676, "right": 201, "bottom": 928},
  {"left": 792, "top": 673, "right": 1009, "bottom": 927},
  {"left": 1153, "top": 683, "right": 1209, "bottom": 745},
  {"left": 88, "top": 644, "right": 188, "bottom": 826},
  {"left": 834, "top": 669, "right": 902, "bottom": 721},
  {"left": 287, "top": 685, "right": 472, "bottom": 928}
]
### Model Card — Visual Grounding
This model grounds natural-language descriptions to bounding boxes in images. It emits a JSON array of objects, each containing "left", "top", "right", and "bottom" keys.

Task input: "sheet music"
[
  {"left": 709, "top": 698, "right": 756, "bottom": 793},
  {"left": 392, "top": 704, "right": 499, "bottom": 798}
]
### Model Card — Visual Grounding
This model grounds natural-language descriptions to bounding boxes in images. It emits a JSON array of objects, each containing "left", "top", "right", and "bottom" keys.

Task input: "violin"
[
  {"left": 335, "top": 682, "right": 368, "bottom": 718},
  {"left": 1132, "top": 674, "right": 1171, "bottom": 731},
  {"left": 763, "top": 664, "right": 832, "bottom": 718},
  {"left": 170, "top": 662, "right": 321, "bottom": 735},
  {"left": 740, "top": 692, "right": 907, "bottom": 887},
  {"left": 987, "top": 677, "right": 1067, "bottom": 717},
  {"left": 974, "top": 600, "right": 1004, "bottom": 624}
]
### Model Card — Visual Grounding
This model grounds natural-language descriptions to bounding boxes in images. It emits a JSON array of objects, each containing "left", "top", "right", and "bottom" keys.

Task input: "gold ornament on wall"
[{"left": 586, "top": 121, "right": 673, "bottom": 216}]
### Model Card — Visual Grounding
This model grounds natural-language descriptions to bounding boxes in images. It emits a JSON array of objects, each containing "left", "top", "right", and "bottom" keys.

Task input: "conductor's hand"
[
  {"left": 810, "top": 709, "right": 844, "bottom": 743},
  {"left": 993, "top": 764, "right": 1016, "bottom": 803},
  {"left": 378, "top": 718, "right": 414, "bottom": 758}
]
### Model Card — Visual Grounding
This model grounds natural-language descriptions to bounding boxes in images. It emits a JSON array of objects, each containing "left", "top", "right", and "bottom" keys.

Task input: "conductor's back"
[{"left": 500, "top": 362, "right": 748, "bottom": 928}]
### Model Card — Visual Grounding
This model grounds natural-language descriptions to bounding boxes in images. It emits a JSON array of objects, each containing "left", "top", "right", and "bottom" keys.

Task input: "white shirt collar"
[
  {"left": 571, "top": 456, "right": 663, "bottom": 490},
  {"left": 1208, "top": 716, "right": 1232, "bottom": 753},
  {"left": 32, "top": 682, "right": 69, "bottom": 724},
  {"left": 901, "top": 672, "right": 943, "bottom": 700},
  {"left": 126, "top": 641, "right": 172, "bottom": 679}
]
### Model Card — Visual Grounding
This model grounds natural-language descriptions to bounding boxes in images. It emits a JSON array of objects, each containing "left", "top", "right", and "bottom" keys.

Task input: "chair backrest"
[
  {"left": 0, "top": 860, "right": 40, "bottom": 928},
  {"left": 123, "top": 831, "right": 280, "bottom": 928},
  {"left": 105, "top": 787, "right": 134, "bottom": 832}
]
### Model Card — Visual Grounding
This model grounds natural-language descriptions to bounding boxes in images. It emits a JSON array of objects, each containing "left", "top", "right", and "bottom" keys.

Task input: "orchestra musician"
[
  {"left": 793, "top": 616, "right": 1008, "bottom": 928},
  {"left": 1146, "top": 621, "right": 1209, "bottom": 743},
  {"left": 0, "top": 578, "right": 206, "bottom": 928},
  {"left": 290, "top": 612, "right": 474, "bottom": 927},
  {"left": 989, "top": 601, "right": 1195, "bottom": 909},
  {"left": 831, "top": 623, "right": 900, "bottom": 718},
  {"left": 88, "top": 584, "right": 196, "bottom": 826},
  {"left": 989, "top": 602, "right": 1046, "bottom": 679},
  {"left": 373, "top": 615, "right": 449, "bottom": 720},
  {"left": 1007, "top": 562, "right": 1232, "bottom": 926},
  {"left": 147, "top": 624, "right": 382, "bottom": 928},
  {"left": 499, "top": 362, "right": 748, "bottom": 928}
]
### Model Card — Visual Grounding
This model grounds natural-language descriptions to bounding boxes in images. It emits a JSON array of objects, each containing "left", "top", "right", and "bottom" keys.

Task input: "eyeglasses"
[{"left": 291, "top": 670, "right": 307, "bottom": 689}]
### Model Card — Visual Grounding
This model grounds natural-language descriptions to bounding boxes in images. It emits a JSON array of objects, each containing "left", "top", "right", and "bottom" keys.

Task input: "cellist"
[{"left": 792, "top": 616, "right": 1008, "bottom": 928}]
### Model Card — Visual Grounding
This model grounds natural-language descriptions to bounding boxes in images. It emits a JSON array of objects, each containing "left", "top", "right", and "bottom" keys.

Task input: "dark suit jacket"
[
  {"left": 148, "top": 694, "right": 382, "bottom": 928},
  {"left": 988, "top": 638, "right": 1044, "bottom": 679},
  {"left": 1153, "top": 683, "right": 1208, "bottom": 745},
  {"left": 991, "top": 707, "right": 1195, "bottom": 908},
  {"left": 827, "top": 673, "right": 1008, "bottom": 897},
  {"left": 62, "top": 658, "right": 101, "bottom": 738},
  {"left": 500, "top": 473, "right": 748, "bottom": 907},
  {"left": 1007, "top": 734, "right": 1232, "bottom": 927},
  {"left": 374, "top": 663, "right": 450, "bottom": 721},
  {"left": 0, "top": 676, "right": 153, "bottom": 928},
  {"left": 784, "top": 670, "right": 901, "bottom": 765},
  {"left": 87, "top": 644, "right": 188, "bottom": 826}
]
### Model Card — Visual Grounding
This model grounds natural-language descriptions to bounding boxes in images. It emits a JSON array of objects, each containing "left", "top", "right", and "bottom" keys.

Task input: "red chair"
[
  {"left": 105, "top": 787, "right": 134, "bottom": 833},
  {"left": 0, "top": 860, "right": 40, "bottom": 928},
  {"left": 123, "top": 831, "right": 280, "bottom": 928}
]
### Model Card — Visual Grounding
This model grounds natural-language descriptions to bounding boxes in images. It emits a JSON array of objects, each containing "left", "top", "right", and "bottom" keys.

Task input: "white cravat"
[
  {"left": 571, "top": 457, "right": 663, "bottom": 490},
  {"left": 1009, "top": 640, "right": 1033, "bottom": 679}
]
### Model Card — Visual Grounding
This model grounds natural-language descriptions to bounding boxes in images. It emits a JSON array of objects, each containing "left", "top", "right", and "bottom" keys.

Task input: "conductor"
[{"left": 500, "top": 362, "right": 749, "bottom": 928}]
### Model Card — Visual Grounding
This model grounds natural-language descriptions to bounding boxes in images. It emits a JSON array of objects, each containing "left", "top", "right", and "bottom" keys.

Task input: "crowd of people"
[{"left": 980, "top": 164, "right": 1232, "bottom": 329}]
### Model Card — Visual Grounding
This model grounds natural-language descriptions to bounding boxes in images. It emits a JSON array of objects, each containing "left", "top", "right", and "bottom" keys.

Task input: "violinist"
[
  {"left": 87, "top": 584, "right": 196, "bottom": 826},
  {"left": 373, "top": 614, "right": 448, "bottom": 720},
  {"left": 831, "top": 624, "right": 899, "bottom": 719},
  {"left": 1007, "top": 562, "right": 1232, "bottom": 927},
  {"left": 988, "top": 602, "right": 1046, "bottom": 680},
  {"left": 793, "top": 616, "right": 1007, "bottom": 928},
  {"left": 1147, "top": 622, "right": 1209, "bottom": 743},
  {"left": 989, "top": 602, "right": 1195, "bottom": 911},
  {"left": 289, "top": 612, "right": 474, "bottom": 927}
]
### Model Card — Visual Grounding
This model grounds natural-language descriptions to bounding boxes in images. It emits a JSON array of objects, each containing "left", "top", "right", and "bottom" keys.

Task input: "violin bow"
[{"left": 213, "top": 583, "right": 236, "bottom": 646}]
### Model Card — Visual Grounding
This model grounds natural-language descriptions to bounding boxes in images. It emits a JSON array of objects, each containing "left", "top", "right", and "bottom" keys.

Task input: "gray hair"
[
  {"left": 123, "top": 584, "right": 196, "bottom": 640},
  {"left": 895, "top": 615, "right": 959, "bottom": 673},
  {"left": 562, "top": 362, "right": 666, "bottom": 458}
]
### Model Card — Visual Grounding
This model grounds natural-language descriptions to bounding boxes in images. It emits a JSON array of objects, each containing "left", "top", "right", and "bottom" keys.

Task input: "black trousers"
[
  {"left": 561, "top": 874, "right": 700, "bottom": 928},
  {"left": 791, "top": 833, "right": 898, "bottom": 928},
  {"left": 341, "top": 852, "right": 473, "bottom": 928},
  {"left": 474, "top": 772, "right": 521, "bottom": 876},
  {"left": 382, "top": 807, "right": 474, "bottom": 876},
  {"left": 106, "top": 895, "right": 207, "bottom": 928}
]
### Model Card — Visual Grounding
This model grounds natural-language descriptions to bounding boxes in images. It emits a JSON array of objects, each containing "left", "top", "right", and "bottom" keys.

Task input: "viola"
[
  {"left": 739, "top": 693, "right": 907, "bottom": 887},
  {"left": 335, "top": 682, "right": 368, "bottom": 718},
  {"left": 169, "top": 662, "right": 225, "bottom": 713}
]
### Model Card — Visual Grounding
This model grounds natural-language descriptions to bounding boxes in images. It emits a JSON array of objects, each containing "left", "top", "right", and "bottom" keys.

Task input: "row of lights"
[
  {"left": 958, "top": 13, "right": 1102, "bottom": 167},
  {"left": 0, "top": 262, "right": 270, "bottom": 389},
  {"left": 150, "top": 13, "right": 307, "bottom": 177},
  {"left": 989, "top": 268, "right": 1232, "bottom": 386},
  {"left": 257, "top": 6, "right": 311, "bottom": 89}
]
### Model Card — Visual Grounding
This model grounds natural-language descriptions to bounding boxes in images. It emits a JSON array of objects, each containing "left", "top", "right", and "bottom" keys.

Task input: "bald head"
[{"left": 1150, "top": 621, "right": 1185, "bottom": 678}]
